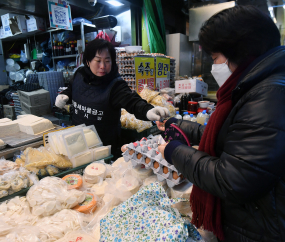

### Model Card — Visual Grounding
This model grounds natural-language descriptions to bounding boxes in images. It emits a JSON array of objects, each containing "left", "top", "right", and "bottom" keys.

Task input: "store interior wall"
[{"left": 116, "top": 10, "right": 132, "bottom": 46}]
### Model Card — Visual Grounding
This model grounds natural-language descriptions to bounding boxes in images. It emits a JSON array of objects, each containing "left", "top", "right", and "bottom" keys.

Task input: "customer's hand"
[
  {"left": 55, "top": 94, "right": 69, "bottom": 109},
  {"left": 156, "top": 120, "right": 167, "bottom": 132},
  {"left": 147, "top": 107, "right": 169, "bottom": 121},
  {"left": 158, "top": 143, "right": 167, "bottom": 159}
]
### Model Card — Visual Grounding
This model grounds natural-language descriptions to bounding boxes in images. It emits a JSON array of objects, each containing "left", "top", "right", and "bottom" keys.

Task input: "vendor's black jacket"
[
  {"left": 61, "top": 65, "right": 153, "bottom": 155},
  {"left": 169, "top": 46, "right": 285, "bottom": 242}
]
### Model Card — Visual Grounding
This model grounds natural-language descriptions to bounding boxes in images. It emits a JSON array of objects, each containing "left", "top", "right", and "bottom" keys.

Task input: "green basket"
[{"left": 0, "top": 155, "right": 113, "bottom": 203}]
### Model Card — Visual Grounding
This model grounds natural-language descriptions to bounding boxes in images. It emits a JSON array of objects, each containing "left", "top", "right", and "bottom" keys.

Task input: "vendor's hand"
[
  {"left": 55, "top": 94, "right": 69, "bottom": 109},
  {"left": 121, "top": 144, "right": 127, "bottom": 153},
  {"left": 146, "top": 107, "right": 170, "bottom": 121},
  {"left": 156, "top": 120, "right": 167, "bottom": 132},
  {"left": 158, "top": 143, "right": 167, "bottom": 159}
]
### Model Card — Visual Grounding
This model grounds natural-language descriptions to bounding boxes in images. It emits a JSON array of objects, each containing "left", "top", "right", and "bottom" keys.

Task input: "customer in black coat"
[
  {"left": 55, "top": 39, "right": 169, "bottom": 159},
  {"left": 158, "top": 6, "right": 285, "bottom": 242}
]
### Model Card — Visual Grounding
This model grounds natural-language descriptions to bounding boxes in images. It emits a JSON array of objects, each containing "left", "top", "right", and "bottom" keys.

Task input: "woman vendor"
[
  {"left": 55, "top": 39, "right": 169, "bottom": 158},
  {"left": 158, "top": 6, "right": 285, "bottom": 242}
]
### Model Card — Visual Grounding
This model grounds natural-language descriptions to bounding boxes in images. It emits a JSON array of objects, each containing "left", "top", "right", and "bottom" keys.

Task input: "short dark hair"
[
  {"left": 83, "top": 39, "right": 116, "bottom": 66},
  {"left": 199, "top": 5, "right": 281, "bottom": 65}
]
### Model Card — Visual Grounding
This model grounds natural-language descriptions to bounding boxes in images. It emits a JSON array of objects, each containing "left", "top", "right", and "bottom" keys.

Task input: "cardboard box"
[
  {"left": 175, "top": 79, "right": 208, "bottom": 96},
  {"left": 18, "top": 89, "right": 50, "bottom": 106},
  {"left": 26, "top": 16, "right": 45, "bottom": 32},
  {"left": 3, "top": 105, "right": 15, "bottom": 119},
  {"left": 20, "top": 101, "right": 51, "bottom": 116},
  {"left": 1, "top": 14, "right": 27, "bottom": 37}
]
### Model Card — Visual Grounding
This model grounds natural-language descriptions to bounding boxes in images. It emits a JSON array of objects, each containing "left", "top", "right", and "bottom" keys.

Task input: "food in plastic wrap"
[
  {"left": 62, "top": 174, "right": 83, "bottom": 190},
  {"left": 84, "top": 162, "right": 106, "bottom": 184},
  {"left": 166, "top": 103, "right": 176, "bottom": 117},
  {"left": 83, "top": 126, "right": 102, "bottom": 148},
  {"left": 26, "top": 177, "right": 85, "bottom": 216},
  {"left": 150, "top": 95, "right": 167, "bottom": 106},
  {"left": 0, "top": 159, "right": 19, "bottom": 175},
  {"left": 91, "top": 180, "right": 108, "bottom": 197},
  {"left": 121, "top": 110, "right": 153, "bottom": 133},
  {"left": 0, "top": 168, "right": 38, "bottom": 198},
  {"left": 140, "top": 85, "right": 159, "bottom": 103},
  {"left": 46, "top": 165, "right": 59, "bottom": 176},
  {"left": 73, "top": 193, "right": 97, "bottom": 214},
  {"left": 23, "top": 146, "right": 73, "bottom": 170},
  {"left": 15, "top": 158, "right": 25, "bottom": 167},
  {"left": 55, "top": 230, "right": 97, "bottom": 242}
]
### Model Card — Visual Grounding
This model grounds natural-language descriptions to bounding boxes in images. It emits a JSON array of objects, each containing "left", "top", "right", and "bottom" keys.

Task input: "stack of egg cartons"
[
  {"left": 122, "top": 135, "right": 186, "bottom": 187},
  {"left": 38, "top": 71, "right": 64, "bottom": 107}
]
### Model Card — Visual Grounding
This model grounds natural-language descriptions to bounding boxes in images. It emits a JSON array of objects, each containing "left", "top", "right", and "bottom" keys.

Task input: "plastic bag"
[
  {"left": 26, "top": 177, "right": 85, "bottom": 216},
  {"left": 140, "top": 84, "right": 159, "bottom": 103},
  {"left": 150, "top": 95, "right": 168, "bottom": 106},
  {"left": 20, "top": 50, "right": 28, "bottom": 63},
  {"left": 0, "top": 158, "right": 19, "bottom": 175}
]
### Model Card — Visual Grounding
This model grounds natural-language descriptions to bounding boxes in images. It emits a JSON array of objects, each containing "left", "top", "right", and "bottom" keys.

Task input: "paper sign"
[
  {"left": 48, "top": 1, "right": 73, "bottom": 30},
  {"left": 156, "top": 57, "right": 170, "bottom": 90},
  {"left": 175, "top": 79, "right": 208, "bottom": 96},
  {"left": 135, "top": 56, "right": 155, "bottom": 93}
]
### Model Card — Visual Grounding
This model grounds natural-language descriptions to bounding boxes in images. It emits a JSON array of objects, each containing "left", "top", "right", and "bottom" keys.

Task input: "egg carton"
[{"left": 122, "top": 138, "right": 185, "bottom": 187}]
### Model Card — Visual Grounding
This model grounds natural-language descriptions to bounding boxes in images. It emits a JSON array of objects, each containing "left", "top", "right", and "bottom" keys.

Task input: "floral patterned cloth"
[{"left": 100, "top": 182, "right": 201, "bottom": 242}]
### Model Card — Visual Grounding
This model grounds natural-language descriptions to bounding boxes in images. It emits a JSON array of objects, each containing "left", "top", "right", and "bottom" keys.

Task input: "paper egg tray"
[{"left": 123, "top": 138, "right": 185, "bottom": 188}]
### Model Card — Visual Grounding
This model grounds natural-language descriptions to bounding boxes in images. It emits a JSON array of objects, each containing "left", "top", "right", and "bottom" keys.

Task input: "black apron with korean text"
[{"left": 71, "top": 72, "right": 121, "bottom": 155}]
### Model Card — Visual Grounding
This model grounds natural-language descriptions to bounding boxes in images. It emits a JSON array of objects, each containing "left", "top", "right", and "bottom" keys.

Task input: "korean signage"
[
  {"left": 135, "top": 57, "right": 155, "bottom": 93},
  {"left": 156, "top": 57, "right": 170, "bottom": 90},
  {"left": 175, "top": 79, "right": 208, "bottom": 96}
]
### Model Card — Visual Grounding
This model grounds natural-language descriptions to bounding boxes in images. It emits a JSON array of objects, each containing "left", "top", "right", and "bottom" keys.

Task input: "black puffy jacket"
[{"left": 170, "top": 46, "right": 285, "bottom": 241}]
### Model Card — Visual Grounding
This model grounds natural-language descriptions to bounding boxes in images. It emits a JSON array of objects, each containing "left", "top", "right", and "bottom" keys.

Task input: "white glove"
[
  {"left": 146, "top": 107, "right": 170, "bottom": 121},
  {"left": 55, "top": 94, "right": 69, "bottom": 109}
]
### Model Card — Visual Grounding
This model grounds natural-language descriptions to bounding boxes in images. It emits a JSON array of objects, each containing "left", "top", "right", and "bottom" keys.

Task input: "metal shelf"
[
  {"left": 52, "top": 54, "right": 78, "bottom": 59},
  {"left": 1, "top": 30, "right": 48, "bottom": 42}
]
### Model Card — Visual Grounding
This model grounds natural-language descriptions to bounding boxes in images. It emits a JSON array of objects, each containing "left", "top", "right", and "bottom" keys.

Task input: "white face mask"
[{"left": 211, "top": 59, "right": 232, "bottom": 87}]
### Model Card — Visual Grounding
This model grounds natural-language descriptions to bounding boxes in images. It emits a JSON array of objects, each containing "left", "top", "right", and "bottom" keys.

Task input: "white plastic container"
[
  {"left": 174, "top": 111, "right": 182, "bottom": 120},
  {"left": 183, "top": 112, "right": 191, "bottom": 121},
  {"left": 190, "top": 114, "right": 197, "bottom": 122},
  {"left": 197, "top": 110, "right": 209, "bottom": 125}
]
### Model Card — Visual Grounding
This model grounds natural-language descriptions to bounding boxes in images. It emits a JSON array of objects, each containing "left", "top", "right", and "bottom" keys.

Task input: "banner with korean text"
[
  {"left": 135, "top": 56, "right": 155, "bottom": 93},
  {"left": 156, "top": 57, "right": 170, "bottom": 90}
]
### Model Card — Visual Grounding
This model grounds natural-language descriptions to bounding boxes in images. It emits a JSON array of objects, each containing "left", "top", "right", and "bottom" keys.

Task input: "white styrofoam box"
[
  {"left": 26, "top": 16, "right": 45, "bottom": 32},
  {"left": 20, "top": 101, "right": 51, "bottom": 116},
  {"left": 175, "top": 78, "right": 208, "bottom": 96},
  {"left": 1, "top": 14, "right": 27, "bottom": 37},
  {"left": 18, "top": 89, "right": 50, "bottom": 106}
]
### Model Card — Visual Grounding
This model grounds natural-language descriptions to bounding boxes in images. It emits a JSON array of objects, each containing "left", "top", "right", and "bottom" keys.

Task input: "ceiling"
[{"left": 0, "top": 0, "right": 140, "bottom": 21}]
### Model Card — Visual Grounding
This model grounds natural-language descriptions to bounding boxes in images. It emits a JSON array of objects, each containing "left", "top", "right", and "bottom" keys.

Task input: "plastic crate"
[
  {"left": 120, "top": 125, "right": 161, "bottom": 145},
  {"left": 0, "top": 155, "right": 113, "bottom": 203}
]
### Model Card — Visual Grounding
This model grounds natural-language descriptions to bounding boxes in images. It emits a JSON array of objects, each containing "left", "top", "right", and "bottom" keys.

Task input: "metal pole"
[{"left": 81, "top": 22, "right": 85, "bottom": 53}]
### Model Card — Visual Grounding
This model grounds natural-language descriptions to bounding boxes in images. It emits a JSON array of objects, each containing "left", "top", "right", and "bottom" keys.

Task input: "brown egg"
[
  {"left": 173, "top": 171, "right": 179, "bottom": 180},
  {"left": 145, "top": 157, "right": 151, "bottom": 164},
  {"left": 153, "top": 162, "right": 159, "bottom": 169},
  {"left": 121, "top": 145, "right": 127, "bottom": 153},
  {"left": 129, "top": 149, "right": 135, "bottom": 155},
  {"left": 137, "top": 153, "right": 143, "bottom": 159},
  {"left": 163, "top": 167, "right": 169, "bottom": 174}
]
